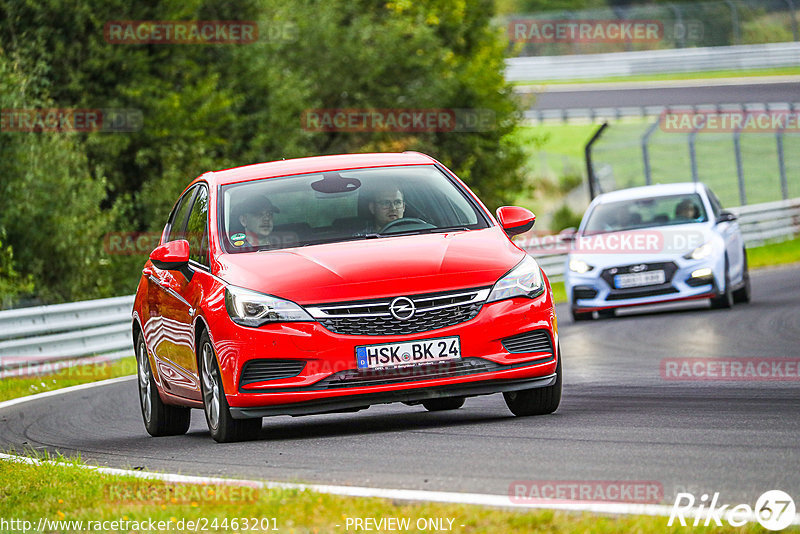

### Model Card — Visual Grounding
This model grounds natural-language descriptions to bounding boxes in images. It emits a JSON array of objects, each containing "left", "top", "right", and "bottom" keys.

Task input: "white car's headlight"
[
  {"left": 487, "top": 255, "right": 545, "bottom": 303},
  {"left": 225, "top": 286, "right": 313, "bottom": 327},
  {"left": 684, "top": 242, "right": 713, "bottom": 260},
  {"left": 569, "top": 259, "right": 593, "bottom": 274}
]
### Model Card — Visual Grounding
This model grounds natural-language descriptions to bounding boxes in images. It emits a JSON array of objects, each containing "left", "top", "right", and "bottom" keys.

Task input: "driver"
[{"left": 366, "top": 186, "right": 405, "bottom": 232}]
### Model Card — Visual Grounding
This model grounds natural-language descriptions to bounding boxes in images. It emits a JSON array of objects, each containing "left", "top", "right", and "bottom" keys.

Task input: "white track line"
[{"left": 1, "top": 377, "right": 798, "bottom": 525}]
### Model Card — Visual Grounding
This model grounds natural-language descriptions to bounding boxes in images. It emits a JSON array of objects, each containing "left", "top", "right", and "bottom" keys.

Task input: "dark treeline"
[{"left": 0, "top": 0, "right": 528, "bottom": 306}]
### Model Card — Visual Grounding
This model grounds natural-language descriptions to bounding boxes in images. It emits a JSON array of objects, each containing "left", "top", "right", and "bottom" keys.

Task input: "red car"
[{"left": 132, "top": 152, "right": 561, "bottom": 442}]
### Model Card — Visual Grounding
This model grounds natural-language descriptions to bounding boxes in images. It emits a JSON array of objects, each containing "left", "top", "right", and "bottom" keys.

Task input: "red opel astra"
[{"left": 132, "top": 152, "right": 561, "bottom": 442}]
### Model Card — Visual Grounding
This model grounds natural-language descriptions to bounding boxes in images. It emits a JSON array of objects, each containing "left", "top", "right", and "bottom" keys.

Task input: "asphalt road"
[
  {"left": 529, "top": 80, "right": 800, "bottom": 110},
  {"left": 1, "top": 264, "right": 798, "bottom": 506}
]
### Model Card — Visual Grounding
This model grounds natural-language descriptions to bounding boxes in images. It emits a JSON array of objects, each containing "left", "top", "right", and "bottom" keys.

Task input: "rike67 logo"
[{"left": 669, "top": 490, "right": 796, "bottom": 530}]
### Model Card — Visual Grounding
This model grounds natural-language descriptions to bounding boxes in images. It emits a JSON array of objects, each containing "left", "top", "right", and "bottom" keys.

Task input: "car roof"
[
  {"left": 191, "top": 152, "right": 438, "bottom": 187},
  {"left": 593, "top": 182, "right": 704, "bottom": 204}
]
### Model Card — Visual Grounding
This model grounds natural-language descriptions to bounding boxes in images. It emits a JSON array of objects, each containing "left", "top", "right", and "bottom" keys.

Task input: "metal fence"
[
  {"left": 505, "top": 0, "right": 800, "bottom": 58},
  {"left": 586, "top": 108, "right": 800, "bottom": 208}
]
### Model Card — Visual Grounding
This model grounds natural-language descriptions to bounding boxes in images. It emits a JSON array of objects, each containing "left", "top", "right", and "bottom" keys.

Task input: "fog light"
[{"left": 691, "top": 267, "right": 713, "bottom": 279}]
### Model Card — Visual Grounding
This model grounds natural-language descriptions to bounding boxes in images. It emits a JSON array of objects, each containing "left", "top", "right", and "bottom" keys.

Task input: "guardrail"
[
  {"left": 1, "top": 198, "right": 797, "bottom": 372},
  {"left": 0, "top": 296, "right": 134, "bottom": 374},
  {"left": 505, "top": 42, "right": 800, "bottom": 81}
]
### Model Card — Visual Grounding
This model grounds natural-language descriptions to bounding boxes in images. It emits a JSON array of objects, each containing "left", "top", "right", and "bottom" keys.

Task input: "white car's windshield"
[
  {"left": 219, "top": 165, "right": 488, "bottom": 252},
  {"left": 583, "top": 193, "right": 708, "bottom": 234}
]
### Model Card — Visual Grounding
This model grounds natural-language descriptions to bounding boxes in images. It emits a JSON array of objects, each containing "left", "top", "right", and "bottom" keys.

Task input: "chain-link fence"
[
  {"left": 506, "top": 0, "right": 799, "bottom": 56},
  {"left": 589, "top": 113, "right": 800, "bottom": 207}
]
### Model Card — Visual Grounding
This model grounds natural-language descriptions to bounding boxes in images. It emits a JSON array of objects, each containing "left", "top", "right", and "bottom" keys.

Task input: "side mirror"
[
  {"left": 150, "top": 240, "right": 190, "bottom": 271},
  {"left": 717, "top": 211, "right": 737, "bottom": 223},
  {"left": 559, "top": 227, "right": 577, "bottom": 242},
  {"left": 496, "top": 206, "right": 536, "bottom": 237}
]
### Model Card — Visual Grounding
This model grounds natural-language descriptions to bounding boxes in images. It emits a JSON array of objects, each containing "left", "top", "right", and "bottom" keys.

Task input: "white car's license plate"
[
  {"left": 614, "top": 270, "right": 666, "bottom": 288},
  {"left": 355, "top": 336, "right": 461, "bottom": 370}
]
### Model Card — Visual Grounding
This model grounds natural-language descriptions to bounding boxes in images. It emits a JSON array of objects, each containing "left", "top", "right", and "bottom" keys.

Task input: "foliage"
[
  {"left": 0, "top": 0, "right": 527, "bottom": 304},
  {"left": 550, "top": 203, "right": 583, "bottom": 232},
  {"left": 0, "top": 55, "right": 112, "bottom": 304}
]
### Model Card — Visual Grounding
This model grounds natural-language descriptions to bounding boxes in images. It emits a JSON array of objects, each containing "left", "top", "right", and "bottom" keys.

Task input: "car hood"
[
  {"left": 215, "top": 227, "right": 525, "bottom": 304},
  {"left": 567, "top": 223, "right": 714, "bottom": 267}
]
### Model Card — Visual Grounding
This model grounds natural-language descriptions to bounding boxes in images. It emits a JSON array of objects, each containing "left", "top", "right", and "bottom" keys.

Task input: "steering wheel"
[{"left": 380, "top": 217, "right": 434, "bottom": 233}]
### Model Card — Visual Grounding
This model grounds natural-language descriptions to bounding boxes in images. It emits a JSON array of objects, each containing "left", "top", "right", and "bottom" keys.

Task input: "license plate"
[
  {"left": 355, "top": 336, "right": 461, "bottom": 370},
  {"left": 614, "top": 270, "right": 665, "bottom": 288}
]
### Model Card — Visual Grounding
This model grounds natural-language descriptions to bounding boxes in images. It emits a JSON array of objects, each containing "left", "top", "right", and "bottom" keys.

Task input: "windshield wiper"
[{"left": 426, "top": 226, "right": 470, "bottom": 234}]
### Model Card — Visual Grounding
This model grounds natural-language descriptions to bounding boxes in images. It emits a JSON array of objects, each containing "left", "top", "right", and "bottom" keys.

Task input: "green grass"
[
  {"left": 513, "top": 66, "right": 800, "bottom": 86},
  {"left": 747, "top": 236, "right": 800, "bottom": 269},
  {"left": 0, "top": 357, "right": 136, "bottom": 403},
  {"left": 515, "top": 121, "right": 800, "bottom": 211},
  {"left": 0, "top": 453, "right": 772, "bottom": 534}
]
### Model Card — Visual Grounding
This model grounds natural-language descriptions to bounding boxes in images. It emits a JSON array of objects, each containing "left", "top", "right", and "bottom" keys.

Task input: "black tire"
[
  {"left": 733, "top": 249, "right": 751, "bottom": 304},
  {"left": 710, "top": 257, "right": 734, "bottom": 309},
  {"left": 135, "top": 331, "right": 191, "bottom": 437},
  {"left": 571, "top": 308, "right": 592, "bottom": 322},
  {"left": 198, "top": 331, "right": 262, "bottom": 443},
  {"left": 504, "top": 346, "right": 562, "bottom": 416},
  {"left": 422, "top": 396, "right": 465, "bottom": 412},
  {"left": 596, "top": 308, "right": 616, "bottom": 319}
]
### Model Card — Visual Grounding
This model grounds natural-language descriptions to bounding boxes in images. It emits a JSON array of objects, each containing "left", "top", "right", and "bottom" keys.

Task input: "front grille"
[
  {"left": 501, "top": 329, "right": 554, "bottom": 354},
  {"left": 308, "top": 287, "right": 489, "bottom": 336},
  {"left": 606, "top": 286, "right": 679, "bottom": 300},
  {"left": 240, "top": 359, "right": 306, "bottom": 386},
  {"left": 310, "top": 358, "right": 501, "bottom": 389},
  {"left": 572, "top": 286, "right": 598, "bottom": 300}
]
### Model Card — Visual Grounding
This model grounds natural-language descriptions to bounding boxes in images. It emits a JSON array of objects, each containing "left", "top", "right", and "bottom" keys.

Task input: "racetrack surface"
[
  {"left": 530, "top": 81, "right": 800, "bottom": 110},
  {"left": 2, "top": 264, "right": 798, "bottom": 505}
]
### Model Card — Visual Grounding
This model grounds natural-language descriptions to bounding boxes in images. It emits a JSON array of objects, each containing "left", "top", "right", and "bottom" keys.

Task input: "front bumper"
[
  {"left": 231, "top": 372, "right": 557, "bottom": 418},
  {"left": 209, "top": 291, "right": 558, "bottom": 412},
  {"left": 567, "top": 256, "right": 720, "bottom": 311}
]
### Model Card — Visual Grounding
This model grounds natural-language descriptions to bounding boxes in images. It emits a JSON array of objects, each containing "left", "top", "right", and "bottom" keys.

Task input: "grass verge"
[
  {"left": 0, "top": 453, "right": 769, "bottom": 534},
  {"left": 0, "top": 357, "right": 136, "bottom": 403},
  {"left": 747, "top": 236, "right": 800, "bottom": 270}
]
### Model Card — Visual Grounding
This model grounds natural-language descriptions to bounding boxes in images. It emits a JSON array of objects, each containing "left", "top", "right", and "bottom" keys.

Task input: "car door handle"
[{"left": 143, "top": 267, "right": 154, "bottom": 276}]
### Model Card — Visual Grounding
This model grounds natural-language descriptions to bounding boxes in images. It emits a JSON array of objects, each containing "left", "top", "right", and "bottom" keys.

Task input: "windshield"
[
  {"left": 219, "top": 165, "right": 489, "bottom": 252},
  {"left": 582, "top": 193, "right": 708, "bottom": 235}
]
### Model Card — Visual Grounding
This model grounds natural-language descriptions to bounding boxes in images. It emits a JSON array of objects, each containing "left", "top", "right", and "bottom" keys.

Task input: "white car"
[{"left": 564, "top": 183, "right": 750, "bottom": 321}]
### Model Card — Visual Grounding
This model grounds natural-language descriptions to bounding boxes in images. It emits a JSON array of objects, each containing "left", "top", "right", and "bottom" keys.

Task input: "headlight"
[
  {"left": 569, "top": 259, "right": 593, "bottom": 274},
  {"left": 225, "top": 286, "right": 313, "bottom": 327},
  {"left": 487, "top": 255, "right": 545, "bottom": 303},
  {"left": 684, "top": 242, "right": 713, "bottom": 260}
]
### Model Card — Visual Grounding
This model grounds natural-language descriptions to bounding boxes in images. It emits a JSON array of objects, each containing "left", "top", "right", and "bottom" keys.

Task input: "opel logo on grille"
[
  {"left": 389, "top": 297, "right": 416, "bottom": 320},
  {"left": 630, "top": 264, "right": 648, "bottom": 273}
]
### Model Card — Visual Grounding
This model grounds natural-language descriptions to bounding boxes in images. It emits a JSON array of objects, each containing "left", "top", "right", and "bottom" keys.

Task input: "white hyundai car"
[{"left": 565, "top": 183, "right": 750, "bottom": 321}]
